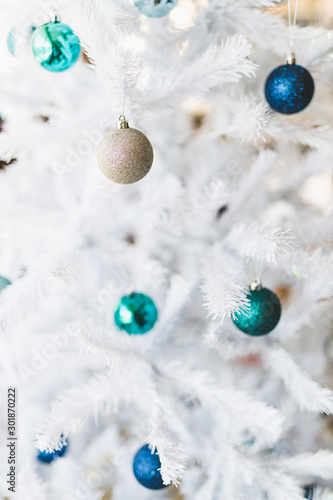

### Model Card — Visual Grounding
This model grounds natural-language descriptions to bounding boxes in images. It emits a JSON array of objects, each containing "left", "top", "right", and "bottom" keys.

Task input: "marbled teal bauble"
[
  {"left": 37, "top": 441, "right": 67, "bottom": 464},
  {"left": 133, "top": 445, "right": 168, "bottom": 490},
  {"left": 0, "top": 276, "right": 11, "bottom": 292},
  {"left": 232, "top": 287, "right": 281, "bottom": 336},
  {"left": 97, "top": 117, "right": 154, "bottom": 184},
  {"left": 134, "top": 0, "right": 178, "bottom": 17},
  {"left": 115, "top": 293, "right": 158, "bottom": 334},
  {"left": 303, "top": 486, "right": 314, "bottom": 499},
  {"left": 265, "top": 62, "right": 314, "bottom": 114},
  {"left": 31, "top": 21, "right": 80, "bottom": 72}
]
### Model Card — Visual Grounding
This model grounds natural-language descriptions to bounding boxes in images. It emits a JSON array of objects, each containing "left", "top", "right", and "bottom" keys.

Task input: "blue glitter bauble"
[
  {"left": 37, "top": 441, "right": 68, "bottom": 464},
  {"left": 303, "top": 486, "right": 314, "bottom": 499},
  {"left": 232, "top": 287, "right": 281, "bottom": 336},
  {"left": 134, "top": 0, "right": 178, "bottom": 17},
  {"left": 133, "top": 445, "right": 168, "bottom": 490},
  {"left": 31, "top": 21, "right": 80, "bottom": 72},
  {"left": 0, "top": 276, "right": 11, "bottom": 292},
  {"left": 265, "top": 63, "right": 314, "bottom": 114},
  {"left": 115, "top": 292, "right": 158, "bottom": 334}
]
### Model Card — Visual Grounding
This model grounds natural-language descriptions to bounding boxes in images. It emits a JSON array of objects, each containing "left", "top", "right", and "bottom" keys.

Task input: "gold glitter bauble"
[{"left": 97, "top": 120, "right": 154, "bottom": 184}]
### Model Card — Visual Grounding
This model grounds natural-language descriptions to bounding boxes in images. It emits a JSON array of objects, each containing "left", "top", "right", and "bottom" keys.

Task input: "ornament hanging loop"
[
  {"left": 251, "top": 277, "right": 262, "bottom": 291},
  {"left": 51, "top": 10, "right": 60, "bottom": 22},
  {"left": 117, "top": 115, "right": 129, "bottom": 129},
  {"left": 287, "top": 52, "right": 296, "bottom": 65}
]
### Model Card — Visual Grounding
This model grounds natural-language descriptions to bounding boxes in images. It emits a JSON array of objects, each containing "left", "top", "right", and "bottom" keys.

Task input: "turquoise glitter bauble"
[
  {"left": 0, "top": 276, "right": 11, "bottom": 292},
  {"left": 115, "top": 293, "right": 158, "bottom": 334},
  {"left": 31, "top": 21, "right": 80, "bottom": 72},
  {"left": 232, "top": 287, "right": 281, "bottom": 336},
  {"left": 134, "top": 0, "right": 178, "bottom": 17},
  {"left": 133, "top": 445, "right": 168, "bottom": 490}
]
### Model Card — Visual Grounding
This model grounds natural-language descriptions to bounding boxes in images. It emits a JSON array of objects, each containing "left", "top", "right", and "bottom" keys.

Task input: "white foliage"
[
  {"left": 226, "top": 222, "right": 295, "bottom": 264},
  {"left": 0, "top": 0, "right": 332, "bottom": 498},
  {"left": 202, "top": 252, "right": 249, "bottom": 321},
  {"left": 230, "top": 95, "right": 272, "bottom": 144},
  {"left": 266, "top": 347, "right": 333, "bottom": 414}
]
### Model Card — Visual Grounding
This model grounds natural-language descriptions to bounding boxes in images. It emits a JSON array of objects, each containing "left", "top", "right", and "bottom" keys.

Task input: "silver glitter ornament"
[{"left": 97, "top": 116, "right": 154, "bottom": 184}]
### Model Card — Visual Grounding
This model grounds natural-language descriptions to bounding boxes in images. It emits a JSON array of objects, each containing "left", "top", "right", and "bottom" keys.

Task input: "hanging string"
[
  {"left": 287, "top": 0, "right": 300, "bottom": 53},
  {"left": 112, "top": 79, "right": 126, "bottom": 123},
  {"left": 122, "top": 79, "right": 126, "bottom": 117}
]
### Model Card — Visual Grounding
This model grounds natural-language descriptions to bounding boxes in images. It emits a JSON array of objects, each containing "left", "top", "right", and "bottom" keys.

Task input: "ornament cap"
[
  {"left": 287, "top": 52, "right": 296, "bottom": 65},
  {"left": 51, "top": 10, "right": 60, "bottom": 23},
  {"left": 250, "top": 277, "right": 262, "bottom": 291},
  {"left": 117, "top": 115, "right": 129, "bottom": 129}
]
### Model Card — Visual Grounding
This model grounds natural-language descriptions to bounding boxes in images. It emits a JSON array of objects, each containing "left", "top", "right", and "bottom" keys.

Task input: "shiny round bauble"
[
  {"left": 232, "top": 287, "right": 281, "bottom": 336},
  {"left": 134, "top": 0, "right": 178, "bottom": 17},
  {"left": 0, "top": 276, "right": 11, "bottom": 292},
  {"left": 133, "top": 444, "right": 168, "bottom": 490},
  {"left": 37, "top": 441, "right": 67, "bottom": 463},
  {"left": 31, "top": 21, "right": 80, "bottom": 72},
  {"left": 97, "top": 125, "right": 154, "bottom": 184},
  {"left": 115, "top": 292, "right": 158, "bottom": 334},
  {"left": 265, "top": 63, "right": 314, "bottom": 114}
]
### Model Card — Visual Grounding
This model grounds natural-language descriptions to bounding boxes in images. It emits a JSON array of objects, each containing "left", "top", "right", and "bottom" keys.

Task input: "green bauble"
[
  {"left": 31, "top": 20, "right": 80, "bottom": 72},
  {"left": 232, "top": 287, "right": 281, "bottom": 336},
  {"left": 115, "top": 293, "right": 158, "bottom": 335}
]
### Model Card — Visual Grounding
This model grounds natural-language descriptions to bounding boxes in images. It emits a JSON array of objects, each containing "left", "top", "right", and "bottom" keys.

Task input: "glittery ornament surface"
[
  {"left": 37, "top": 441, "right": 68, "bottom": 463},
  {"left": 232, "top": 287, "right": 281, "bottom": 336},
  {"left": 115, "top": 292, "right": 158, "bottom": 334},
  {"left": 265, "top": 64, "right": 314, "bottom": 114},
  {"left": 133, "top": 445, "right": 168, "bottom": 490},
  {"left": 32, "top": 21, "right": 80, "bottom": 72},
  {"left": 134, "top": 0, "right": 178, "bottom": 17},
  {"left": 0, "top": 276, "right": 11, "bottom": 292},
  {"left": 97, "top": 127, "right": 153, "bottom": 184}
]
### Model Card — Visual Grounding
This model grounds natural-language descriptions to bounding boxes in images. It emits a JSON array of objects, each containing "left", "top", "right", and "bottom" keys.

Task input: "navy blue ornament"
[
  {"left": 133, "top": 444, "right": 169, "bottom": 490},
  {"left": 37, "top": 440, "right": 67, "bottom": 464},
  {"left": 232, "top": 283, "right": 281, "bottom": 336},
  {"left": 265, "top": 55, "right": 314, "bottom": 114},
  {"left": 303, "top": 486, "right": 314, "bottom": 499}
]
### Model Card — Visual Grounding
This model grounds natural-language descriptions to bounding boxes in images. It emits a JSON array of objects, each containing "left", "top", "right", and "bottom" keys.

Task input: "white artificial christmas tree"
[{"left": 0, "top": 0, "right": 333, "bottom": 498}]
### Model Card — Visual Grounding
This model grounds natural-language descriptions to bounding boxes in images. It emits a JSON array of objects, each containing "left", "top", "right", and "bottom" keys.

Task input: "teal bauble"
[
  {"left": 0, "top": 276, "right": 11, "bottom": 292},
  {"left": 134, "top": 0, "right": 178, "bottom": 17},
  {"left": 115, "top": 293, "right": 158, "bottom": 334},
  {"left": 31, "top": 20, "right": 80, "bottom": 72},
  {"left": 232, "top": 287, "right": 281, "bottom": 336}
]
